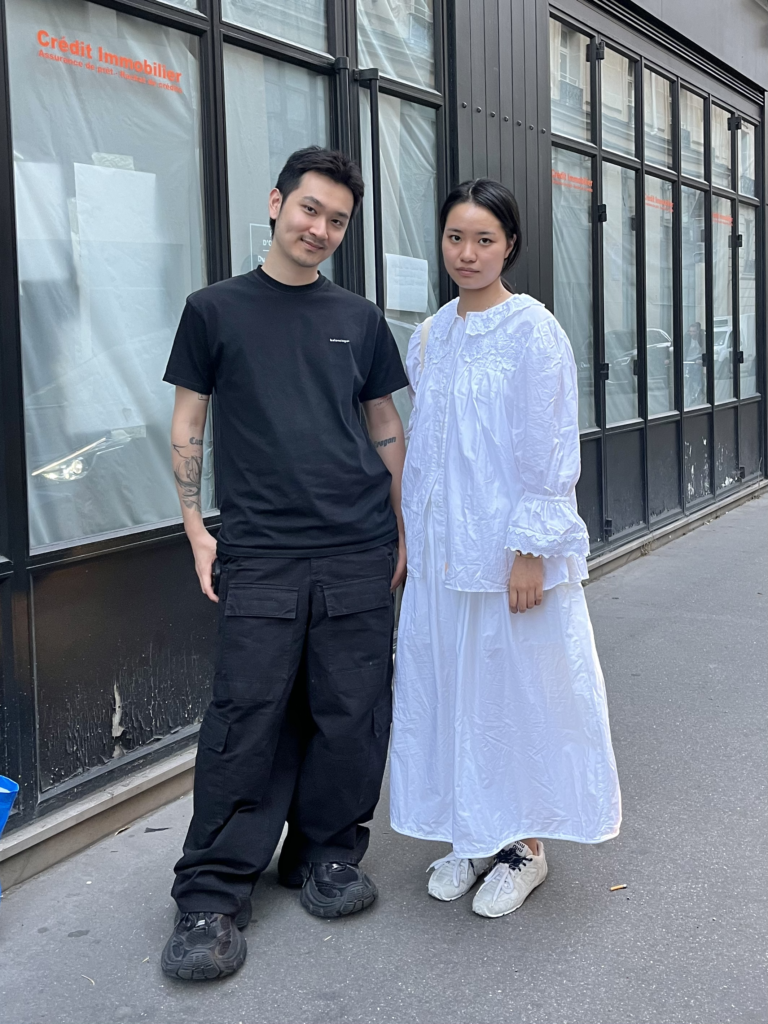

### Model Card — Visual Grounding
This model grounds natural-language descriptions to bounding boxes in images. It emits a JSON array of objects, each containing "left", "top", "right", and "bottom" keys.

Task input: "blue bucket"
[{"left": 0, "top": 776, "right": 19, "bottom": 898}]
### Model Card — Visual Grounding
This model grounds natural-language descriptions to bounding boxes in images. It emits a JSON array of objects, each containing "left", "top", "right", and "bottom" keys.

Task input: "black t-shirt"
[{"left": 163, "top": 268, "right": 409, "bottom": 557}]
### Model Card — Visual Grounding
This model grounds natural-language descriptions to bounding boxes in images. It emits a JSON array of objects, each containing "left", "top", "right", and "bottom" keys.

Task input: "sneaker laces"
[
  {"left": 486, "top": 845, "right": 532, "bottom": 902},
  {"left": 427, "top": 852, "right": 471, "bottom": 888}
]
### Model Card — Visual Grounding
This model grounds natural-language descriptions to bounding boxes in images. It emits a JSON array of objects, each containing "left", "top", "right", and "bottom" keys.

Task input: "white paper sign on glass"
[
  {"left": 249, "top": 223, "right": 272, "bottom": 269},
  {"left": 385, "top": 253, "right": 429, "bottom": 313}
]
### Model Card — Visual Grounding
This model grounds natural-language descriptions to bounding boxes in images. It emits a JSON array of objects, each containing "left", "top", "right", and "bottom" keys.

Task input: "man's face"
[{"left": 268, "top": 171, "right": 354, "bottom": 269}]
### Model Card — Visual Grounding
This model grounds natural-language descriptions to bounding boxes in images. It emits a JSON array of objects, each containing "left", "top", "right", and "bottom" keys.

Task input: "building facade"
[{"left": 1, "top": 0, "right": 765, "bottom": 834}]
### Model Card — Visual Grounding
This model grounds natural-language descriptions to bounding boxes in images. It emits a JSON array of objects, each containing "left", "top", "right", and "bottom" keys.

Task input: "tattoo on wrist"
[{"left": 374, "top": 436, "right": 397, "bottom": 449}]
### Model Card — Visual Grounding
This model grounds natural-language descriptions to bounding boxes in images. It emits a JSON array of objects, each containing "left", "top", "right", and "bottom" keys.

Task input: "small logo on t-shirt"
[{"left": 329, "top": 338, "right": 350, "bottom": 344}]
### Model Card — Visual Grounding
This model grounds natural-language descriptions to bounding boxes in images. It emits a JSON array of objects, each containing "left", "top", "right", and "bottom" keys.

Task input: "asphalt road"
[{"left": 1, "top": 495, "right": 766, "bottom": 1024}]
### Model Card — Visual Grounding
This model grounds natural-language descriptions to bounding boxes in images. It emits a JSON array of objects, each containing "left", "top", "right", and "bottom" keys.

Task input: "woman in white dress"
[{"left": 390, "top": 179, "right": 621, "bottom": 918}]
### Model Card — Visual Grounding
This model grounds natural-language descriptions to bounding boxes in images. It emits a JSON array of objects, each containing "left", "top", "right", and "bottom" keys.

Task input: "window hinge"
[
  {"left": 739, "top": 465, "right": 746, "bottom": 479},
  {"left": 630, "top": 215, "right": 637, "bottom": 232},
  {"left": 599, "top": 362, "right": 610, "bottom": 380},
  {"left": 604, "top": 517, "right": 614, "bottom": 538},
  {"left": 736, "top": 349, "right": 745, "bottom": 364},
  {"left": 596, "top": 204, "right": 607, "bottom": 222},
  {"left": 333, "top": 56, "right": 350, "bottom": 72},
  {"left": 735, "top": 233, "right": 743, "bottom": 247},
  {"left": 728, "top": 114, "right": 743, "bottom": 131},
  {"left": 632, "top": 357, "right": 638, "bottom": 377},
  {"left": 589, "top": 40, "right": 606, "bottom": 61},
  {"left": 356, "top": 67, "right": 379, "bottom": 82}
]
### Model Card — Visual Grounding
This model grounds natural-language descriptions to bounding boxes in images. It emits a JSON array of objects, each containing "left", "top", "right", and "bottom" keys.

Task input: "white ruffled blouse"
[{"left": 401, "top": 293, "right": 590, "bottom": 593}]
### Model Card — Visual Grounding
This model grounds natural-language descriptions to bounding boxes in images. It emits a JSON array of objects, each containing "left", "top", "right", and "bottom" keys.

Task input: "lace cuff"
[{"left": 505, "top": 494, "right": 590, "bottom": 560}]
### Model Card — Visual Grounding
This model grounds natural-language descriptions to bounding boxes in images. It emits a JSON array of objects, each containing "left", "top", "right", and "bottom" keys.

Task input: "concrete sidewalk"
[{"left": 1, "top": 496, "right": 766, "bottom": 1024}]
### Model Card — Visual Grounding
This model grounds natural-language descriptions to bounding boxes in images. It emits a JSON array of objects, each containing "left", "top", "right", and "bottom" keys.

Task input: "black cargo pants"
[{"left": 172, "top": 541, "right": 397, "bottom": 916}]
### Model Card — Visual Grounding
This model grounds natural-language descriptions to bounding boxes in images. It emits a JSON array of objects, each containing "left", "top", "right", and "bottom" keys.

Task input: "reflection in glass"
[
  {"left": 712, "top": 195, "right": 734, "bottom": 402},
  {"left": 711, "top": 106, "right": 732, "bottom": 190},
  {"left": 681, "top": 187, "right": 707, "bottom": 408},
  {"left": 223, "top": 47, "right": 331, "bottom": 278},
  {"left": 361, "top": 92, "right": 439, "bottom": 433},
  {"left": 357, "top": 0, "right": 434, "bottom": 90},
  {"left": 739, "top": 122, "right": 756, "bottom": 197},
  {"left": 644, "top": 70, "right": 672, "bottom": 169},
  {"left": 602, "top": 163, "right": 638, "bottom": 423},
  {"left": 680, "top": 89, "right": 705, "bottom": 179},
  {"left": 157, "top": 0, "right": 197, "bottom": 8},
  {"left": 549, "top": 20, "right": 591, "bottom": 143},
  {"left": 601, "top": 49, "right": 635, "bottom": 157},
  {"left": 645, "top": 177, "right": 674, "bottom": 415},
  {"left": 222, "top": 0, "right": 326, "bottom": 54},
  {"left": 7, "top": 0, "right": 208, "bottom": 550},
  {"left": 552, "top": 147, "right": 595, "bottom": 429},
  {"left": 739, "top": 204, "right": 757, "bottom": 397}
]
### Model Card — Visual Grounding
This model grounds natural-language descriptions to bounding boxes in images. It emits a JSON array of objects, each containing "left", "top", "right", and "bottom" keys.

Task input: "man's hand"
[
  {"left": 391, "top": 532, "right": 407, "bottom": 591},
  {"left": 189, "top": 528, "right": 218, "bottom": 603},
  {"left": 508, "top": 554, "right": 543, "bottom": 614}
]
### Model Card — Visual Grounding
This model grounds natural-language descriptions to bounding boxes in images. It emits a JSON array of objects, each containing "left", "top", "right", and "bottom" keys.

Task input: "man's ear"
[{"left": 268, "top": 187, "right": 283, "bottom": 223}]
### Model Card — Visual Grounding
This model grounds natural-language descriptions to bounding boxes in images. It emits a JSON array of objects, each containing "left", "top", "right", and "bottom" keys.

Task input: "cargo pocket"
[
  {"left": 215, "top": 584, "right": 299, "bottom": 703},
  {"left": 373, "top": 698, "right": 393, "bottom": 738},
  {"left": 198, "top": 709, "right": 229, "bottom": 754},
  {"left": 323, "top": 576, "right": 393, "bottom": 676}
]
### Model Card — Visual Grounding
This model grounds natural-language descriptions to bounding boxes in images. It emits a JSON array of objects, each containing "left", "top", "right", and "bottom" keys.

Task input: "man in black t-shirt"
[{"left": 160, "top": 148, "right": 409, "bottom": 981}]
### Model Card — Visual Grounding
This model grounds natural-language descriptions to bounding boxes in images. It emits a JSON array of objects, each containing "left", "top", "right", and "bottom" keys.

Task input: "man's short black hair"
[{"left": 270, "top": 146, "right": 365, "bottom": 232}]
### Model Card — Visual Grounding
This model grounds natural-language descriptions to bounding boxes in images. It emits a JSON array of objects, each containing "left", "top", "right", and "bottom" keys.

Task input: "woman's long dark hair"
[{"left": 439, "top": 178, "right": 523, "bottom": 273}]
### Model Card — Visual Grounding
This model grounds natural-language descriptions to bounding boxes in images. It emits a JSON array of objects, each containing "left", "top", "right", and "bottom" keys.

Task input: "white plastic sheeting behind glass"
[
  {"left": 222, "top": 0, "right": 326, "bottom": 54},
  {"left": 361, "top": 91, "right": 439, "bottom": 433},
  {"left": 6, "top": 0, "right": 208, "bottom": 550},
  {"left": 602, "top": 162, "right": 638, "bottom": 424},
  {"left": 223, "top": 46, "right": 331, "bottom": 278},
  {"left": 357, "top": 0, "right": 435, "bottom": 90},
  {"left": 712, "top": 195, "right": 734, "bottom": 403},
  {"left": 739, "top": 204, "right": 758, "bottom": 398},
  {"left": 551, "top": 147, "right": 595, "bottom": 429},
  {"left": 681, "top": 186, "right": 707, "bottom": 409}
]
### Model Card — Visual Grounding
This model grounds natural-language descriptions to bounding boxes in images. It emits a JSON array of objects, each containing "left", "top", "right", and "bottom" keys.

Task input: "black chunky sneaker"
[
  {"left": 299, "top": 862, "right": 378, "bottom": 918},
  {"left": 174, "top": 897, "right": 252, "bottom": 931},
  {"left": 161, "top": 912, "right": 247, "bottom": 981},
  {"left": 278, "top": 862, "right": 311, "bottom": 889}
]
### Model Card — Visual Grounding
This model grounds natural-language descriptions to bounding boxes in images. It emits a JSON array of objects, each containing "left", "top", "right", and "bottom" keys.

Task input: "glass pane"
[
  {"left": 601, "top": 49, "right": 635, "bottom": 157},
  {"left": 680, "top": 89, "right": 705, "bottom": 179},
  {"left": 357, "top": 0, "right": 434, "bottom": 90},
  {"left": 223, "top": 47, "right": 331, "bottom": 279},
  {"left": 361, "top": 92, "right": 439, "bottom": 433},
  {"left": 712, "top": 195, "right": 735, "bottom": 402},
  {"left": 222, "top": 0, "right": 326, "bottom": 54},
  {"left": 644, "top": 177, "right": 674, "bottom": 415},
  {"left": 549, "top": 20, "right": 591, "bottom": 143},
  {"left": 681, "top": 187, "right": 707, "bottom": 408},
  {"left": 552, "top": 147, "right": 595, "bottom": 429},
  {"left": 643, "top": 69, "right": 672, "bottom": 169},
  {"left": 739, "top": 204, "right": 758, "bottom": 397},
  {"left": 602, "top": 163, "right": 638, "bottom": 423},
  {"left": 7, "top": 0, "right": 208, "bottom": 551},
  {"left": 739, "top": 122, "right": 756, "bottom": 197},
  {"left": 711, "top": 106, "right": 732, "bottom": 190},
  {"left": 157, "top": 0, "right": 198, "bottom": 9}
]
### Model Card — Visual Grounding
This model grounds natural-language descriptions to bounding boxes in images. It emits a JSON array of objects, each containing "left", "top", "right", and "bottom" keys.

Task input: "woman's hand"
[{"left": 508, "top": 553, "right": 543, "bottom": 614}]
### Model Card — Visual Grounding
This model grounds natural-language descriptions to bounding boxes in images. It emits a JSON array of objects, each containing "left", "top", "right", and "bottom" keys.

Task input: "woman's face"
[{"left": 441, "top": 201, "right": 515, "bottom": 290}]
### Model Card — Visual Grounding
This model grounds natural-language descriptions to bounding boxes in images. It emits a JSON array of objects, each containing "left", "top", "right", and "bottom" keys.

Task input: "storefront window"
[
  {"left": 357, "top": 0, "right": 434, "bottom": 90},
  {"left": 644, "top": 176, "right": 674, "bottom": 415},
  {"left": 739, "top": 122, "right": 756, "bottom": 197},
  {"left": 361, "top": 92, "right": 439, "bottom": 432},
  {"left": 712, "top": 195, "right": 735, "bottom": 402},
  {"left": 680, "top": 89, "right": 705, "bottom": 180},
  {"left": 643, "top": 70, "right": 672, "bottom": 169},
  {"left": 552, "top": 147, "right": 595, "bottom": 429},
  {"left": 681, "top": 187, "right": 707, "bottom": 408},
  {"left": 549, "top": 20, "right": 591, "bottom": 143},
  {"left": 6, "top": 0, "right": 208, "bottom": 551},
  {"left": 711, "top": 106, "right": 732, "bottom": 190},
  {"left": 601, "top": 49, "right": 635, "bottom": 158},
  {"left": 602, "top": 163, "right": 638, "bottom": 423},
  {"left": 739, "top": 204, "right": 758, "bottom": 398},
  {"left": 221, "top": 0, "right": 327, "bottom": 54},
  {"left": 223, "top": 47, "right": 331, "bottom": 278}
]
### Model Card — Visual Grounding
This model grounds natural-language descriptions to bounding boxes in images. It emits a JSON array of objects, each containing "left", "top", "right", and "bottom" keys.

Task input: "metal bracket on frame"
[
  {"left": 604, "top": 518, "right": 614, "bottom": 538},
  {"left": 589, "top": 40, "right": 606, "bottom": 61},
  {"left": 728, "top": 114, "right": 743, "bottom": 131},
  {"left": 596, "top": 204, "right": 607, "bottom": 223},
  {"left": 355, "top": 68, "right": 380, "bottom": 83},
  {"left": 599, "top": 362, "right": 610, "bottom": 380}
]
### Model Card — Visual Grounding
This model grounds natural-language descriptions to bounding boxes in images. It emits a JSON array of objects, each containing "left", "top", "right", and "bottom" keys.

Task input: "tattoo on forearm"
[
  {"left": 172, "top": 442, "right": 203, "bottom": 512},
  {"left": 374, "top": 436, "right": 397, "bottom": 449},
  {"left": 372, "top": 395, "right": 393, "bottom": 408},
  {"left": 189, "top": 436, "right": 203, "bottom": 446}
]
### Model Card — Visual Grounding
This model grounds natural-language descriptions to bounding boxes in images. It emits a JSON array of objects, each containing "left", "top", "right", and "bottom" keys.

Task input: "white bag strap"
[{"left": 419, "top": 315, "right": 434, "bottom": 371}]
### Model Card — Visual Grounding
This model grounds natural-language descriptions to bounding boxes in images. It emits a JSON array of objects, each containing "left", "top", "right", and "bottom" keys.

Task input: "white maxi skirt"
[{"left": 390, "top": 510, "right": 622, "bottom": 859}]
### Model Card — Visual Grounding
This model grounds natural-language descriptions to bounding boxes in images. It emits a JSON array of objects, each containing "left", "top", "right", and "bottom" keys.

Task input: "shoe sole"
[
  {"left": 300, "top": 877, "right": 378, "bottom": 919},
  {"left": 472, "top": 870, "right": 547, "bottom": 919},
  {"left": 161, "top": 930, "right": 247, "bottom": 981},
  {"left": 428, "top": 882, "right": 480, "bottom": 902}
]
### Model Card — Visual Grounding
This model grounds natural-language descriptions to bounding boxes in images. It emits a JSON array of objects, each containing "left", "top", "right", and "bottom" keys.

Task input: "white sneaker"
[
  {"left": 427, "top": 852, "right": 494, "bottom": 901},
  {"left": 472, "top": 840, "right": 548, "bottom": 918}
]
